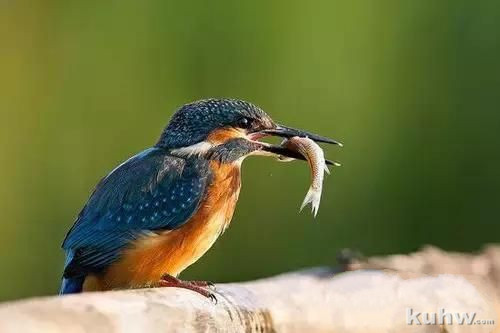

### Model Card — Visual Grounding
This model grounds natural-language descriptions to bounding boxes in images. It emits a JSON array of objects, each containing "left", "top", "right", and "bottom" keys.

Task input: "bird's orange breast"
[{"left": 83, "top": 160, "right": 241, "bottom": 291}]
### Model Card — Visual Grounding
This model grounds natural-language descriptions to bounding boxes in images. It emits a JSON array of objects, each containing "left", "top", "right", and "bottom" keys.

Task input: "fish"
[{"left": 279, "top": 136, "right": 333, "bottom": 217}]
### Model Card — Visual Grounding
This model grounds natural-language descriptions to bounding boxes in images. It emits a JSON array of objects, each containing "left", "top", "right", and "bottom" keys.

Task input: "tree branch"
[{"left": 0, "top": 245, "right": 499, "bottom": 332}]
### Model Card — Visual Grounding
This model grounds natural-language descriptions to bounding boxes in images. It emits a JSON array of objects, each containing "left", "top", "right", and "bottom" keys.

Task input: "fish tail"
[
  {"left": 324, "top": 163, "right": 331, "bottom": 175},
  {"left": 300, "top": 187, "right": 322, "bottom": 218}
]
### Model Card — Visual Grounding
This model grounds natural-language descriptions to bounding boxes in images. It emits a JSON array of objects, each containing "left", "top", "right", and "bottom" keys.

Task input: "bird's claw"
[
  {"left": 207, "top": 292, "right": 218, "bottom": 305},
  {"left": 157, "top": 275, "right": 218, "bottom": 304}
]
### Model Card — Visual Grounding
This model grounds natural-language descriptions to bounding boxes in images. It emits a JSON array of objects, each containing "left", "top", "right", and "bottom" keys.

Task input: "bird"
[{"left": 60, "top": 98, "right": 341, "bottom": 300}]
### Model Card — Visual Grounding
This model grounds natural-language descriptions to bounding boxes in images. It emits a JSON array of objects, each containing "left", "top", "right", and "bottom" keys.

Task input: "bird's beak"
[
  {"left": 261, "top": 124, "right": 343, "bottom": 146},
  {"left": 256, "top": 124, "right": 342, "bottom": 166}
]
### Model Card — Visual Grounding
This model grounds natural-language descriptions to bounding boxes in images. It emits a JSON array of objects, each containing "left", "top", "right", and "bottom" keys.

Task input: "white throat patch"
[{"left": 170, "top": 141, "right": 214, "bottom": 158}]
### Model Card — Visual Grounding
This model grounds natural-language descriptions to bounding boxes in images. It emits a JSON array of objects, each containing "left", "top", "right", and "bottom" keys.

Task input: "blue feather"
[
  {"left": 60, "top": 277, "right": 84, "bottom": 294},
  {"left": 61, "top": 147, "right": 212, "bottom": 281}
]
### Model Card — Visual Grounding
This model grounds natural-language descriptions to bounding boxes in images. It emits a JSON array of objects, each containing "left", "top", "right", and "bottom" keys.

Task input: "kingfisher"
[{"left": 61, "top": 98, "right": 340, "bottom": 300}]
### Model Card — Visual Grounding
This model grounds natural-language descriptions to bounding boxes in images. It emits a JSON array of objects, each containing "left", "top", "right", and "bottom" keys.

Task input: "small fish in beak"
[
  {"left": 278, "top": 137, "right": 333, "bottom": 217},
  {"left": 255, "top": 123, "right": 341, "bottom": 216}
]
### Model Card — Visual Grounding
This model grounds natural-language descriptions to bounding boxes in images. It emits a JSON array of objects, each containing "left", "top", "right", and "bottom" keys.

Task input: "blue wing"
[{"left": 62, "top": 147, "right": 212, "bottom": 278}]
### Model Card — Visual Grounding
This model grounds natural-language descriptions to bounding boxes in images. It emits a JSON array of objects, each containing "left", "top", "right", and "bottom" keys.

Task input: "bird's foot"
[
  {"left": 158, "top": 274, "right": 217, "bottom": 304},
  {"left": 186, "top": 280, "right": 216, "bottom": 290}
]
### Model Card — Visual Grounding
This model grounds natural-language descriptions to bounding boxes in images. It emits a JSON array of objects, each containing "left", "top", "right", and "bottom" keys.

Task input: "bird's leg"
[
  {"left": 160, "top": 274, "right": 215, "bottom": 289},
  {"left": 186, "top": 280, "right": 216, "bottom": 289},
  {"left": 158, "top": 274, "right": 217, "bottom": 303}
]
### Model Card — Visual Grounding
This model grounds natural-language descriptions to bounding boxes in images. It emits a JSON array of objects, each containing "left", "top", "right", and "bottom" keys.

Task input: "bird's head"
[{"left": 157, "top": 98, "right": 341, "bottom": 164}]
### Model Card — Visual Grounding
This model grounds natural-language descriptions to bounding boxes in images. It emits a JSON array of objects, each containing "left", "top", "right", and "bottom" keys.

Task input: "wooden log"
[{"left": 0, "top": 246, "right": 499, "bottom": 333}]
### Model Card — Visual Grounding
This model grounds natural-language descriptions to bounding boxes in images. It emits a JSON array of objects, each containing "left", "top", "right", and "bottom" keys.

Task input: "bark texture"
[{"left": 0, "top": 245, "right": 499, "bottom": 333}]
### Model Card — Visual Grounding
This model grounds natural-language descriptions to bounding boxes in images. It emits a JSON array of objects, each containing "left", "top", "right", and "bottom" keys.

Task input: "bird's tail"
[{"left": 60, "top": 276, "right": 84, "bottom": 295}]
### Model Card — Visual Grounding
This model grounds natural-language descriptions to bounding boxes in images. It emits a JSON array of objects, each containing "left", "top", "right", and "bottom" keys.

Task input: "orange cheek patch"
[{"left": 207, "top": 127, "right": 245, "bottom": 145}]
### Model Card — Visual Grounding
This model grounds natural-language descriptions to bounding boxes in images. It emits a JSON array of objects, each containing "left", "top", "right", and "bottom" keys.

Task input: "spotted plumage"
[
  {"left": 157, "top": 99, "right": 273, "bottom": 149},
  {"left": 62, "top": 149, "right": 210, "bottom": 280}
]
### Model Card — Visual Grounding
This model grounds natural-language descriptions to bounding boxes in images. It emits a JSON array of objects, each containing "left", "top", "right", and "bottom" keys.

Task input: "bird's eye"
[{"left": 237, "top": 117, "right": 251, "bottom": 129}]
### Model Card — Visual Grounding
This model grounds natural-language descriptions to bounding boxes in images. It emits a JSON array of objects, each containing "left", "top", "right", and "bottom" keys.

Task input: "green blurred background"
[{"left": 1, "top": 1, "right": 499, "bottom": 301}]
